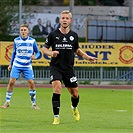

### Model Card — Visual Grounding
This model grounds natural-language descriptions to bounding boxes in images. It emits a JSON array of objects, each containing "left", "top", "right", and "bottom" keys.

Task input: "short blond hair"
[
  {"left": 60, "top": 10, "right": 72, "bottom": 19},
  {"left": 20, "top": 24, "right": 29, "bottom": 29}
]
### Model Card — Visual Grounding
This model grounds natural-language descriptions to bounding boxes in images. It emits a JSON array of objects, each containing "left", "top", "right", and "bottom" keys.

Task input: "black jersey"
[{"left": 44, "top": 29, "right": 79, "bottom": 70}]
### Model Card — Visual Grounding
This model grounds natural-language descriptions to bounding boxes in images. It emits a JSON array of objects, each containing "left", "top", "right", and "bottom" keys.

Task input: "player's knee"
[
  {"left": 9, "top": 79, "right": 16, "bottom": 86},
  {"left": 27, "top": 80, "right": 34, "bottom": 86},
  {"left": 53, "top": 84, "right": 62, "bottom": 93},
  {"left": 72, "top": 92, "right": 79, "bottom": 98}
]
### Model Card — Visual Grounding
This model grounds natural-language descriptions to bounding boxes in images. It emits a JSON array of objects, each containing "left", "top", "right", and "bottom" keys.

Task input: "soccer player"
[
  {"left": 2, "top": 24, "right": 40, "bottom": 110},
  {"left": 42, "top": 10, "right": 97, "bottom": 124}
]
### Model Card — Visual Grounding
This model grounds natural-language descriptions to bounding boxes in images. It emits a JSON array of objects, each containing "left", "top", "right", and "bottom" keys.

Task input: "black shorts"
[{"left": 50, "top": 68, "right": 78, "bottom": 88}]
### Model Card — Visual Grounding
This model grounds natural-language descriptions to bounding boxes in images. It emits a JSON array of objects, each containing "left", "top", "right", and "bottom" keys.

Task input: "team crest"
[{"left": 70, "top": 36, "right": 74, "bottom": 41}]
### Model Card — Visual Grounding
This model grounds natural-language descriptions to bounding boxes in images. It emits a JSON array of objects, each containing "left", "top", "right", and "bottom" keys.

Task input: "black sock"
[
  {"left": 52, "top": 93, "right": 60, "bottom": 116},
  {"left": 71, "top": 96, "right": 79, "bottom": 108}
]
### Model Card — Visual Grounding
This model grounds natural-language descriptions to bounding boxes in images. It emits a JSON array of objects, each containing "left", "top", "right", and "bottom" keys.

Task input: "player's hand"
[
  {"left": 7, "top": 65, "right": 12, "bottom": 71},
  {"left": 31, "top": 55, "right": 36, "bottom": 59},
  {"left": 51, "top": 51, "right": 59, "bottom": 58},
  {"left": 89, "top": 57, "right": 98, "bottom": 63}
]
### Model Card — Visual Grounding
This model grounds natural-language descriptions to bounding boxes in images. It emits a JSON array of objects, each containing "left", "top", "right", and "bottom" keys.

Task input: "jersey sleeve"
[
  {"left": 33, "top": 40, "right": 41, "bottom": 59},
  {"left": 10, "top": 42, "right": 16, "bottom": 66},
  {"left": 43, "top": 33, "right": 52, "bottom": 49},
  {"left": 74, "top": 33, "right": 80, "bottom": 52}
]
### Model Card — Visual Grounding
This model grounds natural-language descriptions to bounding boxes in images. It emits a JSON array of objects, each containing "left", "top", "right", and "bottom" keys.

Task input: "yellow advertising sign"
[
  {"left": 0, "top": 42, "right": 14, "bottom": 65},
  {"left": 75, "top": 43, "right": 133, "bottom": 67},
  {"left": 0, "top": 41, "right": 133, "bottom": 67}
]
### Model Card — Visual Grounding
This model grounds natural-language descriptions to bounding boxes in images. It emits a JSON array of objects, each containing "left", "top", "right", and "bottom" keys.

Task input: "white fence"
[{"left": 0, "top": 67, "right": 132, "bottom": 81}]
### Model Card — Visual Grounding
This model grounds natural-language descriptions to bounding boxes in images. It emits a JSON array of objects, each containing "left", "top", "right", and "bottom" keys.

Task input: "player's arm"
[
  {"left": 42, "top": 46, "right": 59, "bottom": 58},
  {"left": 32, "top": 40, "right": 41, "bottom": 60},
  {"left": 75, "top": 48, "right": 97, "bottom": 62},
  {"left": 42, "top": 34, "right": 59, "bottom": 58},
  {"left": 8, "top": 42, "right": 16, "bottom": 71}
]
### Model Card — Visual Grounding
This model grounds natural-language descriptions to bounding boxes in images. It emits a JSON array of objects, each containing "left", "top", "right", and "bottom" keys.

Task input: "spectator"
[
  {"left": 32, "top": 18, "right": 45, "bottom": 37},
  {"left": 44, "top": 20, "right": 54, "bottom": 37},
  {"left": 54, "top": 17, "right": 60, "bottom": 31}
]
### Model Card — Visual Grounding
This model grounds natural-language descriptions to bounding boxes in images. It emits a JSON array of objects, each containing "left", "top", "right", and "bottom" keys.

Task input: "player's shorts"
[
  {"left": 50, "top": 67, "right": 78, "bottom": 88},
  {"left": 10, "top": 65, "right": 34, "bottom": 80}
]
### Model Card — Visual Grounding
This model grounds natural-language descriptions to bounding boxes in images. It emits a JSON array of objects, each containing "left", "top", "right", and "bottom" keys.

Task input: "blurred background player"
[
  {"left": 42, "top": 10, "right": 97, "bottom": 124},
  {"left": 2, "top": 24, "right": 40, "bottom": 110}
]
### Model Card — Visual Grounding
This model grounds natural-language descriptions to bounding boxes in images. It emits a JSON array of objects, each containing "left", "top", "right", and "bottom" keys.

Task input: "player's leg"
[
  {"left": 64, "top": 73, "right": 80, "bottom": 121},
  {"left": 50, "top": 69, "right": 62, "bottom": 124},
  {"left": 27, "top": 80, "right": 40, "bottom": 109},
  {"left": 2, "top": 78, "right": 16, "bottom": 108},
  {"left": 52, "top": 80, "right": 62, "bottom": 124},
  {"left": 2, "top": 66, "right": 19, "bottom": 108},
  {"left": 67, "top": 87, "right": 80, "bottom": 121},
  {"left": 23, "top": 67, "right": 40, "bottom": 109}
]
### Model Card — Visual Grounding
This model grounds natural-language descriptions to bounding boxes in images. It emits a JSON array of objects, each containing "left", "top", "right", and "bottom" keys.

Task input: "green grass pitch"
[{"left": 0, "top": 87, "right": 132, "bottom": 133}]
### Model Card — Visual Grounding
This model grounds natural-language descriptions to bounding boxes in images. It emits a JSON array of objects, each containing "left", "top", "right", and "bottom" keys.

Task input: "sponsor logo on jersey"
[
  {"left": 70, "top": 76, "right": 77, "bottom": 83},
  {"left": 62, "top": 37, "right": 67, "bottom": 42},
  {"left": 55, "top": 44, "right": 72, "bottom": 49}
]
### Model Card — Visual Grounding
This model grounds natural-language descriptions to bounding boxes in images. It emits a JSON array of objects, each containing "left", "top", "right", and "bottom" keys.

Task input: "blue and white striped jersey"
[{"left": 10, "top": 36, "right": 40, "bottom": 67}]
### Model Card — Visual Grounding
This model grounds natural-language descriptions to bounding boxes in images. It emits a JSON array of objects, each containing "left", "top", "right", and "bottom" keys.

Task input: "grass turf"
[{"left": 0, "top": 87, "right": 132, "bottom": 133}]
